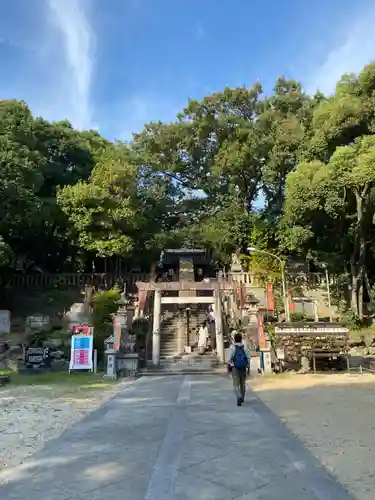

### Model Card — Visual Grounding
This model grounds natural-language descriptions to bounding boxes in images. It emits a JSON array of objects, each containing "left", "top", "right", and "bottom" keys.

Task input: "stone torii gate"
[{"left": 136, "top": 280, "right": 231, "bottom": 366}]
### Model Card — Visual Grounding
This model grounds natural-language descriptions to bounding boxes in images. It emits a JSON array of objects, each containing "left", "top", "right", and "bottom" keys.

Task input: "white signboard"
[
  {"left": 276, "top": 348, "right": 285, "bottom": 360},
  {"left": 0, "top": 310, "right": 10, "bottom": 334},
  {"left": 69, "top": 333, "right": 94, "bottom": 372},
  {"left": 26, "top": 314, "right": 50, "bottom": 329}
]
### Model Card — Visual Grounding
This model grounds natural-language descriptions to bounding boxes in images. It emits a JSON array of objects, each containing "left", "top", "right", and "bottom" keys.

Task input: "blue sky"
[{"left": 1, "top": 0, "right": 375, "bottom": 140}]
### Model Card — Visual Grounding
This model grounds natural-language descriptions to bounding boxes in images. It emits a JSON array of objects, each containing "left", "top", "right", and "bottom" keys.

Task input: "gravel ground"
[
  {"left": 0, "top": 378, "right": 134, "bottom": 477},
  {"left": 253, "top": 373, "right": 375, "bottom": 500},
  {"left": 3, "top": 373, "right": 375, "bottom": 498}
]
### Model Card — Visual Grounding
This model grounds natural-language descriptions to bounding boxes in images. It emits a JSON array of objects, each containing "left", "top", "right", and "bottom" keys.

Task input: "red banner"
[
  {"left": 289, "top": 291, "right": 295, "bottom": 312},
  {"left": 266, "top": 282, "right": 275, "bottom": 311},
  {"left": 257, "top": 311, "right": 266, "bottom": 348},
  {"left": 235, "top": 283, "right": 242, "bottom": 309},
  {"left": 241, "top": 283, "right": 246, "bottom": 309}
]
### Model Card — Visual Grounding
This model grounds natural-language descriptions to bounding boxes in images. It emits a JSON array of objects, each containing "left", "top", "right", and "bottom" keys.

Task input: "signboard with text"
[
  {"left": 69, "top": 327, "right": 94, "bottom": 372},
  {"left": 0, "top": 310, "right": 10, "bottom": 334},
  {"left": 25, "top": 346, "right": 52, "bottom": 369}
]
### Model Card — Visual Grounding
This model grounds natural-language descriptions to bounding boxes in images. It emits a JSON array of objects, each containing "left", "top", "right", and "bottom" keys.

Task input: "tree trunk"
[
  {"left": 364, "top": 270, "right": 374, "bottom": 317},
  {"left": 354, "top": 189, "right": 367, "bottom": 319},
  {"left": 350, "top": 258, "right": 359, "bottom": 315},
  {"left": 358, "top": 283, "right": 364, "bottom": 320}
]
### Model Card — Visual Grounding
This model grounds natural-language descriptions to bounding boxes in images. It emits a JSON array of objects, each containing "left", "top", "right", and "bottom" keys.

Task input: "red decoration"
[{"left": 266, "top": 282, "right": 275, "bottom": 311}]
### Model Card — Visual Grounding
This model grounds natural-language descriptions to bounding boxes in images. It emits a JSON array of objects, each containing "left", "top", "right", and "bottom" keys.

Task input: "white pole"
[
  {"left": 247, "top": 247, "right": 289, "bottom": 322},
  {"left": 93, "top": 349, "right": 98, "bottom": 373},
  {"left": 325, "top": 267, "right": 333, "bottom": 322},
  {"left": 280, "top": 261, "right": 290, "bottom": 322}
]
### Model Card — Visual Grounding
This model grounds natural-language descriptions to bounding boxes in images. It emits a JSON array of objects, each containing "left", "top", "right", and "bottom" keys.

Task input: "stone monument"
[{"left": 230, "top": 253, "right": 243, "bottom": 273}]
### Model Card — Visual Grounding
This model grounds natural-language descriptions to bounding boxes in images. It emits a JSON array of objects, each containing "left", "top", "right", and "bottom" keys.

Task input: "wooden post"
[{"left": 312, "top": 352, "right": 316, "bottom": 374}]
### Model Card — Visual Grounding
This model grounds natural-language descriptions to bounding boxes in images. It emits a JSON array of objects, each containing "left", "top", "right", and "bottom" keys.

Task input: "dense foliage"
[{"left": 3, "top": 64, "right": 375, "bottom": 319}]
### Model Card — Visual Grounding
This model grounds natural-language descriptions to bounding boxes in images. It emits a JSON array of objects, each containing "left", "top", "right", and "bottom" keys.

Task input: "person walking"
[
  {"left": 197, "top": 321, "right": 209, "bottom": 354},
  {"left": 227, "top": 332, "right": 250, "bottom": 406},
  {"left": 207, "top": 306, "right": 216, "bottom": 354}
]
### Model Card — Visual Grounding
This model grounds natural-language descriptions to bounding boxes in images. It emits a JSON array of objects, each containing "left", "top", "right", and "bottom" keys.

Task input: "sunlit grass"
[{"left": 0, "top": 369, "right": 116, "bottom": 391}]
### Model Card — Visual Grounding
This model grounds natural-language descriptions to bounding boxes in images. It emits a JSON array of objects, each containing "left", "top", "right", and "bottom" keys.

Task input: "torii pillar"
[{"left": 152, "top": 290, "right": 161, "bottom": 366}]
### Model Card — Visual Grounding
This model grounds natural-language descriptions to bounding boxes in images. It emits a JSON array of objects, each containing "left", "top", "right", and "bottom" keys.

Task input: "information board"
[
  {"left": 69, "top": 332, "right": 94, "bottom": 372},
  {"left": 0, "top": 310, "right": 11, "bottom": 334},
  {"left": 25, "top": 346, "right": 52, "bottom": 369}
]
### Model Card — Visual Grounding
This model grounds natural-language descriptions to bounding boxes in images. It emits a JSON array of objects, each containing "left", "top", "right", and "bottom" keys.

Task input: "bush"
[
  {"left": 290, "top": 312, "right": 308, "bottom": 322},
  {"left": 91, "top": 287, "right": 121, "bottom": 355},
  {"left": 341, "top": 309, "right": 362, "bottom": 330}
]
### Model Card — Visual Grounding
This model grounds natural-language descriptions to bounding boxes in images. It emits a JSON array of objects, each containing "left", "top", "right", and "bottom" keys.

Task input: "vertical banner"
[
  {"left": 289, "top": 291, "right": 295, "bottom": 313},
  {"left": 266, "top": 283, "right": 275, "bottom": 311},
  {"left": 235, "top": 284, "right": 240, "bottom": 309},
  {"left": 69, "top": 326, "right": 94, "bottom": 372},
  {"left": 235, "top": 283, "right": 245, "bottom": 311},
  {"left": 240, "top": 283, "right": 246, "bottom": 310},
  {"left": 257, "top": 311, "right": 266, "bottom": 349}
]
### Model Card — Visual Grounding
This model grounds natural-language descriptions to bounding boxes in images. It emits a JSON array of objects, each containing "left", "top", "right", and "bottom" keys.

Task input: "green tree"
[
  {"left": 281, "top": 135, "right": 375, "bottom": 318},
  {"left": 57, "top": 143, "right": 139, "bottom": 259}
]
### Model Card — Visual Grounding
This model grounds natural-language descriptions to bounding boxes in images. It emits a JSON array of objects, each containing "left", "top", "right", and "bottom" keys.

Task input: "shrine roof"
[
  {"left": 163, "top": 248, "right": 206, "bottom": 254},
  {"left": 160, "top": 248, "right": 209, "bottom": 265}
]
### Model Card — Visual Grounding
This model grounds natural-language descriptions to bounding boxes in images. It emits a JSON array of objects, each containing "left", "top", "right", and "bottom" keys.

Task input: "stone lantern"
[{"left": 103, "top": 335, "right": 117, "bottom": 379}]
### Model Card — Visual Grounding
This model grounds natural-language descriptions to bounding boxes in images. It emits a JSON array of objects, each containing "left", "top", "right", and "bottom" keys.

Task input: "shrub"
[
  {"left": 290, "top": 312, "right": 308, "bottom": 322},
  {"left": 341, "top": 309, "right": 362, "bottom": 330},
  {"left": 91, "top": 286, "right": 121, "bottom": 355}
]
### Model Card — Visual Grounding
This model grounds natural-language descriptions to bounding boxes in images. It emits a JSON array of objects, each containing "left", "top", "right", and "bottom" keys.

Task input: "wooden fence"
[
  {"left": 0, "top": 272, "right": 149, "bottom": 289},
  {"left": 0, "top": 270, "right": 327, "bottom": 290}
]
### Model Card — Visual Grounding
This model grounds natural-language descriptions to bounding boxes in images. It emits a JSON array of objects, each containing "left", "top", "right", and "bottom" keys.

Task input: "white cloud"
[
  {"left": 306, "top": 7, "right": 375, "bottom": 95},
  {"left": 45, "top": 0, "right": 95, "bottom": 129}
]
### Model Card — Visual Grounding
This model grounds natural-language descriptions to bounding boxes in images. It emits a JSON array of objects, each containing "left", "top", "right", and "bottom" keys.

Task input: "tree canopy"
[{"left": 3, "top": 63, "right": 375, "bottom": 318}]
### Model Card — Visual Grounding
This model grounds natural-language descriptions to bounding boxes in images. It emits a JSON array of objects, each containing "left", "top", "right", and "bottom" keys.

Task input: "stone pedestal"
[
  {"left": 116, "top": 353, "right": 139, "bottom": 376},
  {"left": 250, "top": 354, "right": 262, "bottom": 374},
  {"left": 214, "top": 291, "right": 225, "bottom": 364},
  {"left": 104, "top": 349, "right": 117, "bottom": 380},
  {"left": 261, "top": 348, "right": 272, "bottom": 373},
  {"left": 230, "top": 253, "right": 242, "bottom": 273}
]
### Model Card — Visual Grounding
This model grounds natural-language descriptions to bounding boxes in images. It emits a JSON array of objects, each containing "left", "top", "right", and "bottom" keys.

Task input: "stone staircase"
[
  {"left": 160, "top": 307, "right": 180, "bottom": 359},
  {"left": 143, "top": 302, "right": 221, "bottom": 375},
  {"left": 187, "top": 305, "right": 209, "bottom": 347},
  {"left": 142, "top": 352, "right": 222, "bottom": 376},
  {"left": 159, "top": 305, "right": 209, "bottom": 359},
  {"left": 243, "top": 283, "right": 337, "bottom": 320},
  {"left": 301, "top": 287, "right": 337, "bottom": 319}
]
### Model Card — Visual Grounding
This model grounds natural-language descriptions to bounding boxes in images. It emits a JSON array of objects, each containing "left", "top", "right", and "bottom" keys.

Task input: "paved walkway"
[{"left": 1, "top": 375, "right": 353, "bottom": 499}]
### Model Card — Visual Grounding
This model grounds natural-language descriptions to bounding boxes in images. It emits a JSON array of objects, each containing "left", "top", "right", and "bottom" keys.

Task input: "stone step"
[
  {"left": 142, "top": 355, "right": 224, "bottom": 376},
  {"left": 140, "top": 369, "right": 225, "bottom": 377}
]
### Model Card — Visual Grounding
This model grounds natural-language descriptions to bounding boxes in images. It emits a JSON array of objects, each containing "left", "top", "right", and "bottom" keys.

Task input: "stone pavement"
[{"left": 0, "top": 375, "right": 354, "bottom": 499}]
